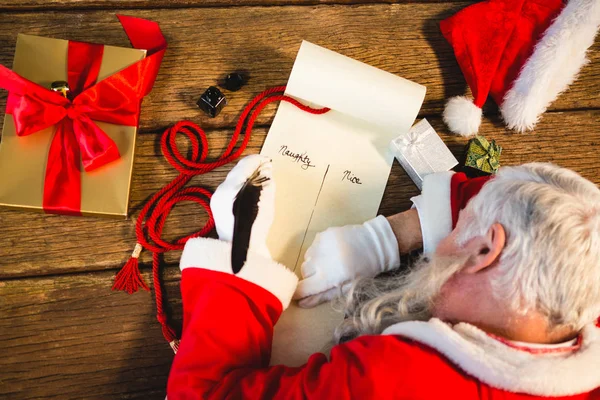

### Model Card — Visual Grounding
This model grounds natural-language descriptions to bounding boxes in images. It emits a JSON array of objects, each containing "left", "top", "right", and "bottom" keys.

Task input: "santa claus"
[{"left": 167, "top": 155, "right": 600, "bottom": 399}]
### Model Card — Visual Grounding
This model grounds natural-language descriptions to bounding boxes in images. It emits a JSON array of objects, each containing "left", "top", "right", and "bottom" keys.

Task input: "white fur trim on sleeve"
[
  {"left": 501, "top": 0, "right": 600, "bottom": 133},
  {"left": 411, "top": 171, "right": 454, "bottom": 253},
  {"left": 180, "top": 238, "right": 298, "bottom": 310},
  {"left": 383, "top": 319, "right": 600, "bottom": 396}
]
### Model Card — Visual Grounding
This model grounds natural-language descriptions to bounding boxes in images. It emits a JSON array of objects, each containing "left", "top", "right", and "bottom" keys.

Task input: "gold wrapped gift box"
[{"left": 0, "top": 34, "right": 146, "bottom": 217}]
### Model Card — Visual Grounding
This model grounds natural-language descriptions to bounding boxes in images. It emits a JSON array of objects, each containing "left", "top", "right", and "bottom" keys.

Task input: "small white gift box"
[{"left": 390, "top": 119, "right": 458, "bottom": 190}]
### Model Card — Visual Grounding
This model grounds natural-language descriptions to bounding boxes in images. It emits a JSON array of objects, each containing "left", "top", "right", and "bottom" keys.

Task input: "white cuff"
[
  {"left": 367, "top": 215, "right": 401, "bottom": 273},
  {"left": 411, "top": 171, "right": 454, "bottom": 253},
  {"left": 180, "top": 238, "right": 298, "bottom": 310}
]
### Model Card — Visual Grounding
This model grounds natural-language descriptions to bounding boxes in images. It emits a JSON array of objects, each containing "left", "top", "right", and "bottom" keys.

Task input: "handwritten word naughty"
[{"left": 278, "top": 145, "right": 316, "bottom": 170}]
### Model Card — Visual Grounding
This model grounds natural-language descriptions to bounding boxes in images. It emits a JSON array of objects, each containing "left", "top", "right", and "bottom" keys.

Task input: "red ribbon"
[{"left": 0, "top": 15, "right": 167, "bottom": 215}]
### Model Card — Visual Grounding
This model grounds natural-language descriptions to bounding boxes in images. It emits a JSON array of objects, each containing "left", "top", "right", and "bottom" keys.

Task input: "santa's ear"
[{"left": 463, "top": 223, "right": 505, "bottom": 274}]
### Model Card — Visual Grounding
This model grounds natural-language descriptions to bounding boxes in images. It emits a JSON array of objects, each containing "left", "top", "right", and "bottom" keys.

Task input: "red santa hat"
[{"left": 441, "top": 0, "right": 600, "bottom": 136}]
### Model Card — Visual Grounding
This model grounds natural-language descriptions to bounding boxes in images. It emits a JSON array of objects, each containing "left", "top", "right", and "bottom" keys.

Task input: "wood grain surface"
[
  {"left": 0, "top": 1, "right": 599, "bottom": 399},
  {"left": 0, "top": 0, "right": 467, "bottom": 11},
  {"left": 1, "top": 110, "right": 599, "bottom": 279},
  {"left": 0, "top": 4, "right": 599, "bottom": 133},
  {"left": 0, "top": 269, "right": 182, "bottom": 399}
]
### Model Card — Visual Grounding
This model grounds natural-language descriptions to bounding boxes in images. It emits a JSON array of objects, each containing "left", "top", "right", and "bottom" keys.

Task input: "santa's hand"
[
  {"left": 293, "top": 216, "right": 400, "bottom": 308},
  {"left": 210, "top": 155, "right": 275, "bottom": 258}
]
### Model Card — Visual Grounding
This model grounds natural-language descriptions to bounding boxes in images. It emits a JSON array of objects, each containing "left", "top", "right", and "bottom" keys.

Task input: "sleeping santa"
[{"left": 167, "top": 155, "right": 600, "bottom": 399}]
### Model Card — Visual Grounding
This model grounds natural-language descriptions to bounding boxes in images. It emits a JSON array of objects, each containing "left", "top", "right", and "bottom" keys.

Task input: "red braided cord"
[{"left": 115, "top": 86, "right": 330, "bottom": 348}]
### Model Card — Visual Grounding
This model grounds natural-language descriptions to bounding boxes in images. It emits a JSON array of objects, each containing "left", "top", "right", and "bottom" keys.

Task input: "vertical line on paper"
[
  {"left": 312, "top": 164, "right": 330, "bottom": 207},
  {"left": 293, "top": 164, "right": 330, "bottom": 272}
]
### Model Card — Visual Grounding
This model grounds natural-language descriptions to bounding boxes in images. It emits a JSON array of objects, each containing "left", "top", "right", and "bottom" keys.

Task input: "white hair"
[
  {"left": 334, "top": 255, "right": 467, "bottom": 344},
  {"left": 336, "top": 163, "right": 600, "bottom": 343},
  {"left": 457, "top": 163, "right": 600, "bottom": 331}
]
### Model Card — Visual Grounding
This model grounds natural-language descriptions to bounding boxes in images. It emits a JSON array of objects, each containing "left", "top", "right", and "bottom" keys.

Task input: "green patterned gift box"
[{"left": 464, "top": 136, "right": 502, "bottom": 175}]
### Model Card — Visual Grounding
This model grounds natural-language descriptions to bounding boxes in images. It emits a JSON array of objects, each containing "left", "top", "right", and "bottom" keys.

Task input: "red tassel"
[
  {"left": 169, "top": 339, "right": 180, "bottom": 354},
  {"left": 112, "top": 243, "right": 149, "bottom": 294},
  {"left": 157, "top": 312, "right": 179, "bottom": 353}
]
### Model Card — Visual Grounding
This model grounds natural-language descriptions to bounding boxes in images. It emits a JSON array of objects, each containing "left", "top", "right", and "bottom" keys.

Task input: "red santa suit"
[{"left": 167, "top": 171, "right": 600, "bottom": 399}]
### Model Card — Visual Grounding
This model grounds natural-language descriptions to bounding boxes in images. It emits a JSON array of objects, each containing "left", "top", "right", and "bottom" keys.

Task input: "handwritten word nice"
[
  {"left": 278, "top": 145, "right": 315, "bottom": 170},
  {"left": 342, "top": 170, "right": 362, "bottom": 185}
]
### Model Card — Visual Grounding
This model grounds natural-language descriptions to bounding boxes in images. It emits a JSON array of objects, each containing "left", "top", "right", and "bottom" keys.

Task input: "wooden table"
[{"left": 0, "top": 1, "right": 598, "bottom": 398}]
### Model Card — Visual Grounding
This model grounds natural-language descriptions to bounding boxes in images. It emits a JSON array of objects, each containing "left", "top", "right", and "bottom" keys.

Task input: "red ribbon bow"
[{"left": 0, "top": 15, "right": 167, "bottom": 215}]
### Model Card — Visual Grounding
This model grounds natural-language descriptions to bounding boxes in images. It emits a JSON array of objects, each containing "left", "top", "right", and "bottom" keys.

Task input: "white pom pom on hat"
[
  {"left": 442, "top": 96, "right": 482, "bottom": 137},
  {"left": 439, "top": 0, "right": 600, "bottom": 136}
]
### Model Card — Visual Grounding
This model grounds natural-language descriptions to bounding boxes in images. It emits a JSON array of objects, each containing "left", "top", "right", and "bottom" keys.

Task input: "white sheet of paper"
[{"left": 261, "top": 41, "right": 426, "bottom": 366}]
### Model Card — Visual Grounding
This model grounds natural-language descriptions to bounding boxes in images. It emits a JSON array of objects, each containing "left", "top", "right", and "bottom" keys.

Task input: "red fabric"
[
  {"left": 450, "top": 172, "right": 492, "bottom": 228},
  {"left": 67, "top": 41, "right": 103, "bottom": 94},
  {"left": 440, "top": 0, "right": 564, "bottom": 108},
  {"left": 167, "top": 267, "right": 600, "bottom": 399},
  {"left": 112, "top": 88, "right": 330, "bottom": 347},
  {"left": 0, "top": 15, "right": 166, "bottom": 215},
  {"left": 490, "top": 0, "right": 564, "bottom": 104}
]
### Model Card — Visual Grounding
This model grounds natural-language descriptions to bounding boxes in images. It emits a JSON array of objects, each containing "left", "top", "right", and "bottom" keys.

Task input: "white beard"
[{"left": 334, "top": 254, "right": 468, "bottom": 344}]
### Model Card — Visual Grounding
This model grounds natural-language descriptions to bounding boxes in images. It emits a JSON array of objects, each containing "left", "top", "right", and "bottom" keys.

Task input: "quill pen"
[{"left": 231, "top": 164, "right": 270, "bottom": 274}]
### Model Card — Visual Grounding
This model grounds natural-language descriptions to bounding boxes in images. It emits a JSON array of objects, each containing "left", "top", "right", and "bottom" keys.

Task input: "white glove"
[
  {"left": 293, "top": 215, "right": 400, "bottom": 308},
  {"left": 210, "top": 154, "right": 274, "bottom": 257}
]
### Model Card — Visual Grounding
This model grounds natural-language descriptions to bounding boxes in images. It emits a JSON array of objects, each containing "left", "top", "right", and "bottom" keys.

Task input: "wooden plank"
[
  {"left": 1, "top": 110, "right": 599, "bottom": 279},
  {"left": 0, "top": 0, "right": 468, "bottom": 11},
  {"left": 0, "top": 268, "right": 181, "bottom": 400},
  {"left": 0, "top": 4, "right": 598, "bottom": 133}
]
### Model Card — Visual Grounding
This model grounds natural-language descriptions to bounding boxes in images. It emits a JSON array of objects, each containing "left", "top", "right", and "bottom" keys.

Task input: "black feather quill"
[{"left": 231, "top": 164, "right": 270, "bottom": 274}]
